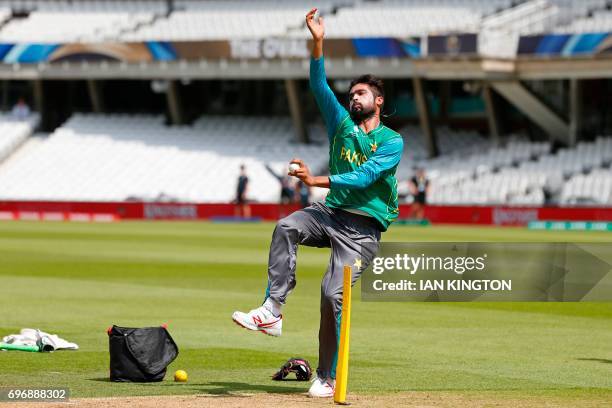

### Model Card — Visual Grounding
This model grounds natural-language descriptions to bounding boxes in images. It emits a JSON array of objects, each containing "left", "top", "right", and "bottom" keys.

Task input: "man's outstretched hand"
[{"left": 306, "top": 8, "right": 324, "bottom": 41}]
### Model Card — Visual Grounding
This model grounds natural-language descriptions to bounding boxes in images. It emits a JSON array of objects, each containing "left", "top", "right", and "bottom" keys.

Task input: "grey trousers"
[{"left": 266, "top": 201, "right": 381, "bottom": 379}]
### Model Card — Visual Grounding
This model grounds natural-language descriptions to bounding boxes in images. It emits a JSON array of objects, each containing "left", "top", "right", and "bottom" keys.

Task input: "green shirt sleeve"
[{"left": 309, "top": 56, "right": 349, "bottom": 140}]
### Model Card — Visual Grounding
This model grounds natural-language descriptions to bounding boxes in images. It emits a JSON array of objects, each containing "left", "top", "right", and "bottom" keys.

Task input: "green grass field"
[{"left": 0, "top": 221, "right": 611, "bottom": 404}]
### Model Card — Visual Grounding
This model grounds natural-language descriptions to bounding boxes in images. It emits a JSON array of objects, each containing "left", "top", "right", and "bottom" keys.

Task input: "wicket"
[{"left": 334, "top": 264, "right": 353, "bottom": 405}]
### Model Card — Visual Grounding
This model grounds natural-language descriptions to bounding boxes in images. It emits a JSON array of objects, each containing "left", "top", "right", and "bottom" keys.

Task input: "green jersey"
[{"left": 310, "top": 57, "right": 403, "bottom": 231}]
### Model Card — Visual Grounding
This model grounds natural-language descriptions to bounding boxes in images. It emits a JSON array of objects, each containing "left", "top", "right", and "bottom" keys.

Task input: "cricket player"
[{"left": 232, "top": 8, "right": 403, "bottom": 398}]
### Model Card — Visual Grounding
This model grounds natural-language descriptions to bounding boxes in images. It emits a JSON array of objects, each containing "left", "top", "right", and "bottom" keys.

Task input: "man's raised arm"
[{"left": 306, "top": 8, "right": 348, "bottom": 140}]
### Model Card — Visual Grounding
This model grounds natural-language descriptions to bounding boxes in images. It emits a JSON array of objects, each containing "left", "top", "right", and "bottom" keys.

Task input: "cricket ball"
[{"left": 174, "top": 370, "right": 188, "bottom": 382}]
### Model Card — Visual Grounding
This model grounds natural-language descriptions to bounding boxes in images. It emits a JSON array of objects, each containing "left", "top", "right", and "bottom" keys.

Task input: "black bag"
[{"left": 108, "top": 325, "right": 179, "bottom": 382}]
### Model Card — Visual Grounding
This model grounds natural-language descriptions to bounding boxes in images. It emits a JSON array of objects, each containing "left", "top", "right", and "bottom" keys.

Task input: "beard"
[{"left": 349, "top": 104, "right": 375, "bottom": 123}]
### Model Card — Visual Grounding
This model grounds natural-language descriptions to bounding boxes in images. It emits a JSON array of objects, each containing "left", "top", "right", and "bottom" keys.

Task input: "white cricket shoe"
[
  {"left": 308, "top": 377, "right": 335, "bottom": 398},
  {"left": 232, "top": 306, "right": 282, "bottom": 337}
]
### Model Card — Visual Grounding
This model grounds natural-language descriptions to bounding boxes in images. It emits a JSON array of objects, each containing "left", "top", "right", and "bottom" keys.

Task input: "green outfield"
[{"left": 0, "top": 221, "right": 611, "bottom": 404}]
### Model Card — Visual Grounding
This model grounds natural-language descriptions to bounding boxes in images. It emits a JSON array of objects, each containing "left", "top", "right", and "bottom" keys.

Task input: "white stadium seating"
[
  {"left": 0, "top": 0, "right": 165, "bottom": 43},
  {"left": 0, "top": 111, "right": 609, "bottom": 207},
  {"left": 287, "top": 0, "right": 512, "bottom": 39},
  {"left": 0, "top": 112, "right": 39, "bottom": 164},
  {"left": 555, "top": 10, "right": 612, "bottom": 33},
  {"left": 396, "top": 125, "right": 612, "bottom": 206},
  {"left": 479, "top": 0, "right": 562, "bottom": 57},
  {"left": 0, "top": 0, "right": 610, "bottom": 55},
  {"left": 122, "top": 4, "right": 306, "bottom": 41},
  {"left": 0, "top": 0, "right": 532, "bottom": 44},
  {"left": 480, "top": 0, "right": 612, "bottom": 56},
  {"left": 0, "top": 1, "right": 609, "bottom": 208},
  {"left": 560, "top": 169, "right": 612, "bottom": 205},
  {"left": 0, "top": 0, "right": 166, "bottom": 13},
  {"left": 120, "top": 0, "right": 353, "bottom": 41},
  {"left": 0, "top": 114, "right": 329, "bottom": 203}
]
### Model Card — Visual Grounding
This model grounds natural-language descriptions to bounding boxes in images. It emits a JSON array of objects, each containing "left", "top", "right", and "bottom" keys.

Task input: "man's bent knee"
[{"left": 276, "top": 215, "right": 300, "bottom": 233}]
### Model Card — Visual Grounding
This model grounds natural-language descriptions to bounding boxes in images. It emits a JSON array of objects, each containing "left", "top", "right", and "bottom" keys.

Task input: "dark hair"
[{"left": 349, "top": 74, "right": 385, "bottom": 99}]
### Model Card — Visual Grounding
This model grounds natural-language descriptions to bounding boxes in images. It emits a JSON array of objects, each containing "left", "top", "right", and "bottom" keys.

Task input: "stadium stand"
[
  {"left": 0, "top": 110, "right": 608, "bottom": 208},
  {"left": 0, "top": 1, "right": 609, "bottom": 49},
  {"left": 0, "top": 0, "right": 166, "bottom": 12},
  {"left": 131, "top": 0, "right": 603, "bottom": 45},
  {"left": 393, "top": 124, "right": 612, "bottom": 206},
  {"left": 480, "top": 0, "right": 612, "bottom": 55},
  {"left": 120, "top": 0, "right": 346, "bottom": 41},
  {"left": 0, "top": 0, "right": 165, "bottom": 43},
  {"left": 288, "top": 0, "right": 510, "bottom": 39},
  {"left": 0, "top": 1, "right": 609, "bottom": 210},
  {"left": 479, "top": 0, "right": 561, "bottom": 57},
  {"left": 108, "top": 0, "right": 612, "bottom": 46},
  {"left": 0, "top": 114, "right": 329, "bottom": 203},
  {"left": 561, "top": 168, "right": 612, "bottom": 205},
  {"left": 414, "top": 136, "right": 612, "bottom": 206},
  {"left": 400, "top": 133, "right": 553, "bottom": 206},
  {"left": 0, "top": 112, "right": 39, "bottom": 164},
  {"left": 551, "top": 0, "right": 612, "bottom": 24},
  {"left": 555, "top": 9, "right": 612, "bottom": 33}
]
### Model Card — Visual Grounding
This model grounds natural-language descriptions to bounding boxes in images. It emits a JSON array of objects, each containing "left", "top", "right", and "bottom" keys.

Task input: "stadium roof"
[{"left": 0, "top": 56, "right": 610, "bottom": 80}]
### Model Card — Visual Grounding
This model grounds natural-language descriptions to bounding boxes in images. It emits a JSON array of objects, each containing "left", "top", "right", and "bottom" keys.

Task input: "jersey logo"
[
  {"left": 347, "top": 126, "right": 359, "bottom": 138},
  {"left": 340, "top": 146, "right": 367, "bottom": 166},
  {"left": 350, "top": 125, "right": 369, "bottom": 139},
  {"left": 370, "top": 142, "right": 377, "bottom": 152}
]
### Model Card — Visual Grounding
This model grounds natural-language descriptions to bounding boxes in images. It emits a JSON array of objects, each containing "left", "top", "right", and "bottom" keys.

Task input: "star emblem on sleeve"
[
  {"left": 353, "top": 258, "right": 362, "bottom": 269},
  {"left": 370, "top": 142, "right": 377, "bottom": 152}
]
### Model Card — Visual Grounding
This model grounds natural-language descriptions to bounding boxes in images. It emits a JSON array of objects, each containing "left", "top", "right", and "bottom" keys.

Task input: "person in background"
[
  {"left": 265, "top": 163, "right": 294, "bottom": 205},
  {"left": 234, "top": 164, "right": 251, "bottom": 218},
  {"left": 295, "top": 180, "right": 311, "bottom": 208},
  {"left": 265, "top": 163, "right": 296, "bottom": 218},
  {"left": 11, "top": 97, "right": 30, "bottom": 121},
  {"left": 409, "top": 168, "right": 430, "bottom": 220}
]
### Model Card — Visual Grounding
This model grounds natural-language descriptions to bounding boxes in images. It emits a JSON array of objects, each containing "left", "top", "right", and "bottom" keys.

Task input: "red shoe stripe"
[{"left": 257, "top": 317, "right": 282, "bottom": 328}]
